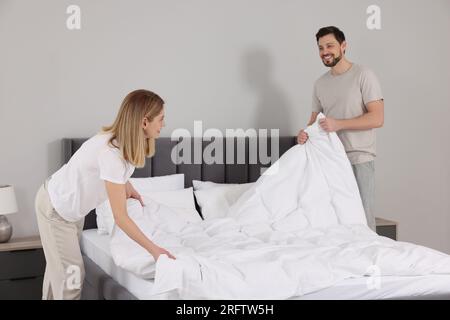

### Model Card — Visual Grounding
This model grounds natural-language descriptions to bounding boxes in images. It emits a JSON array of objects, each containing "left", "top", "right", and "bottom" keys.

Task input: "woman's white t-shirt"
[{"left": 47, "top": 133, "right": 135, "bottom": 222}]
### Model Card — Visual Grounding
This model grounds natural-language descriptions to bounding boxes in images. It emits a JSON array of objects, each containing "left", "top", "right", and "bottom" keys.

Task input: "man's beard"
[{"left": 322, "top": 53, "right": 342, "bottom": 67}]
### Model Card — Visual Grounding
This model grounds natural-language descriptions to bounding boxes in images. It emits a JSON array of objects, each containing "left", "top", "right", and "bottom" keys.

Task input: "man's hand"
[
  {"left": 297, "top": 129, "right": 309, "bottom": 144},
  {"left": 125, "top": 182, "right": 145, "bottom": 207},
  {"left": 319, "top": 117, "right": 341, "bottom": 132}
]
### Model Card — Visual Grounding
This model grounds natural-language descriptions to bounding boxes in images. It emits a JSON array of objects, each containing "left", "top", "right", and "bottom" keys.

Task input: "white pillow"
[
  {"left": 96, "top": 174, "right": 185, "bottom": 234},
  {"left": 129, "top": 174, "right": 185, "bottom": 193},
  {"left": 97, "top": 187, "right": 200, "bottom": 235},
  {"left": 193, "top": 181, "right": 254, "bottom": 219},
  {"left": 193, "top": 180, "right": 253, "bottom": 191},
  {"left": 192, "top": 180, "right": 222, "bottom": 191}
]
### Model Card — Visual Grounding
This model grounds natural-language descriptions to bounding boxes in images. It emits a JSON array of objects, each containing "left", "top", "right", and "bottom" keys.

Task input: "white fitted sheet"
[
  {"left": 81, "top": 230, "right": 450, "bottom": 300},
  {"left": 80, "top": 229, "right": 173, "bottom": 300}
]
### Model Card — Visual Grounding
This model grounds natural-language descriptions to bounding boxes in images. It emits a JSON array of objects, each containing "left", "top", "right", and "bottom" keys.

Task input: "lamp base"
[{"left": 0, "top": 215, "right": 12, "bottom": 243}]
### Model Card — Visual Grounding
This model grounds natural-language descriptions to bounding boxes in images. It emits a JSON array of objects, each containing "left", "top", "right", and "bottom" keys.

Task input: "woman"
[{"left": 35, "top": 89, "right": 175, "bottom": 300}]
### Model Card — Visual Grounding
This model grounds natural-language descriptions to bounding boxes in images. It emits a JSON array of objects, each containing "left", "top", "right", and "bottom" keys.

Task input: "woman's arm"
[
  {"left": 104, "top": 181, "right": 175, "bottom": 260},
  {"left": 125, "top": 181, "right": 144, "bottom": 206}
]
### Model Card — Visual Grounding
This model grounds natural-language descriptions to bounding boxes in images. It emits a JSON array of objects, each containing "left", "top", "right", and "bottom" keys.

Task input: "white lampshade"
[{"left": 0, "top": 185, "right": 18, "bottom": 215}]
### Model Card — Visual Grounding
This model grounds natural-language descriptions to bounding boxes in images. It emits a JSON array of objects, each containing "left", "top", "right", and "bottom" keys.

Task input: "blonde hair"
[{"left": 102, "top": 89, "right": 164, "bottom": 168}]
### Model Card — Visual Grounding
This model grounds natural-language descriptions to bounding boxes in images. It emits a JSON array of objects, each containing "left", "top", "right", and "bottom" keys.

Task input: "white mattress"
[{"left": 81, "top": 229, "right": 450, "bottom": 300}]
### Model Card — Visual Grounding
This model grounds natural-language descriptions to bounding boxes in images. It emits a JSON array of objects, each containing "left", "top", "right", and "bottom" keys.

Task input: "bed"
[{"left": 61, "top": 137, "right": 450, "bottom": 300}]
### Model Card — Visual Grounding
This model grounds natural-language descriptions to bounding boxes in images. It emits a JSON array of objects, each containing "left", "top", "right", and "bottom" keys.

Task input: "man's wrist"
[{"left": 336, "top": 119, "right": 346, "bottom": 131}]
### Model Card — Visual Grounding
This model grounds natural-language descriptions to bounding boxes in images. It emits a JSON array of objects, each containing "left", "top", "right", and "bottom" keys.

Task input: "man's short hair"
[{"left": 315, "top": 26, "right": 346, "bottom": 44}]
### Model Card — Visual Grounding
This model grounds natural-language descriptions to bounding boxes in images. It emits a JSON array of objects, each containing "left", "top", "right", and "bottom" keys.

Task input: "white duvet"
[{"left": 110, "top": 113, "right": 450, "bottom": 299}]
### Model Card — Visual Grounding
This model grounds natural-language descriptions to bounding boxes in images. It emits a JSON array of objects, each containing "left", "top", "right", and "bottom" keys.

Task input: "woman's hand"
[
  {"left": 150, "top": 246, "right": 176, "bottom": 261},
  {"left": 125, "top": 181, "right": 145, "bottom": 207},
  {"left": 106, "top": 181, "right": 170, "bottom": 264}
]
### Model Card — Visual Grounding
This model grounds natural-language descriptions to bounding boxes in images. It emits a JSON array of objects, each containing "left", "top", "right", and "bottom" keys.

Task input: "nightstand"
[
  {"left": 376, "top": 217, "right": 397, "bottom": 240},
  {"left": 0, "top": 236, "right": 46, "bottom": 300}
]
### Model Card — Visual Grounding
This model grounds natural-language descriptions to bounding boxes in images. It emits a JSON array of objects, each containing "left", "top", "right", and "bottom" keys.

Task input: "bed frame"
[{"left": 63, "top": 137, "right": 450, "bottom": 300}]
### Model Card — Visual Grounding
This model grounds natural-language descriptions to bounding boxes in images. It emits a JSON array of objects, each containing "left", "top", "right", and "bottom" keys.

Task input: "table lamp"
[{"left": 0, "top": 185, "right": 18, "bottom": 243}]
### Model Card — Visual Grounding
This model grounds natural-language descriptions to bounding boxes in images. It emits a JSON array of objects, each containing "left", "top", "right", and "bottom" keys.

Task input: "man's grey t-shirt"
[{"left": 312, "top": 64, "right": 383, "bottom": 164}]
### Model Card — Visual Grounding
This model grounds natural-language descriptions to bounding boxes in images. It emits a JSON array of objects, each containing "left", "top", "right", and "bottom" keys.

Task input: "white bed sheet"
[
  {"left": 81, "top": 229, "right": 450, "bottom": 300},
  {"left": 80, "top": 229, "right": 173, "bottom": 300}
]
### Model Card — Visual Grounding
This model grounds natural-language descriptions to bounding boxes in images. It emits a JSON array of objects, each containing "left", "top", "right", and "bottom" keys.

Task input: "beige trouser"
[{"left": 35, "top": 179, "right": 85, "bottom": 300}]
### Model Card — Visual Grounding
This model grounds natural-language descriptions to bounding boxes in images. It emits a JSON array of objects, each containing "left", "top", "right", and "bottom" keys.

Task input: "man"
[{"left": 297, "top": 26, "right": 384, "bottom": 231}]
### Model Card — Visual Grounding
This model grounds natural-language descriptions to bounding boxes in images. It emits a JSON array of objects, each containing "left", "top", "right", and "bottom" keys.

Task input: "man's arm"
[
  {"left": 297, "top": 112, "right": 319, "bottom": 144},
  {"left": 338, "top": 100, "right": 384, "bottom": 130},
  {"left": 307, "top": 112, "right": 320, "bottom": 126},
  {"left": 319, "top": 100, "right": 384, "bottom": 132}
]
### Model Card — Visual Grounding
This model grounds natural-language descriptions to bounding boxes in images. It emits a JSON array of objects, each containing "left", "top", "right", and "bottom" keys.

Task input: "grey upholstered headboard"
[{"left": 62, "top": 137, "right": 297, "bottom": 230}]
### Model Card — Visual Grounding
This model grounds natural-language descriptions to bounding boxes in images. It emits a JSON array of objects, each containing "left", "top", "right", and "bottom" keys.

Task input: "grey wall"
[{"left": 1, "top": 0, "right": 449, "bottom": 252}]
